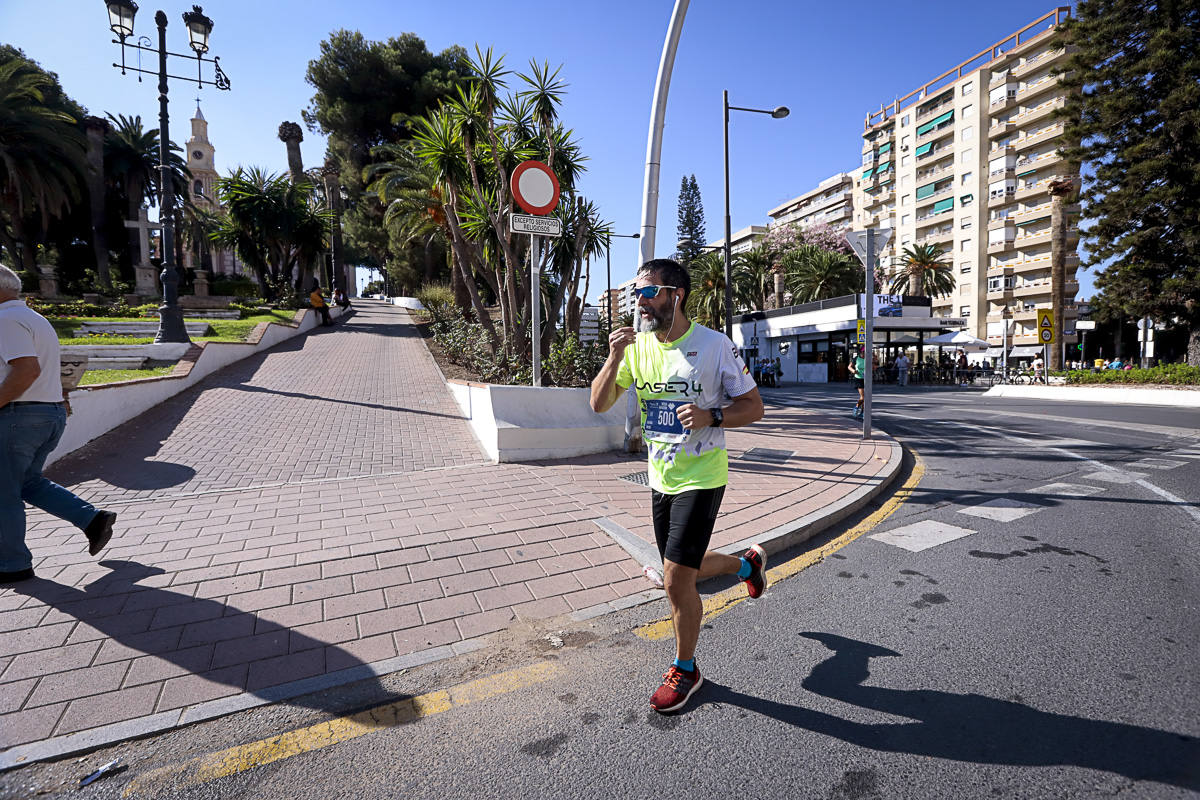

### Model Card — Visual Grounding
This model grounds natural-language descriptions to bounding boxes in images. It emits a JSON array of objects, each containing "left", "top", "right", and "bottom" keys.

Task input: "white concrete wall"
[
  {"left": 47, "top": 307, "right": 344, "bottom": 466},
  {"left": 984, "top": 384, "right": 1200, "bottom": 407},
  {"left": 447, "top": 381, "right": 626, "bottom": 462},
  {"left": 389, "top": 297, "right": 425, "bottom": 310}
]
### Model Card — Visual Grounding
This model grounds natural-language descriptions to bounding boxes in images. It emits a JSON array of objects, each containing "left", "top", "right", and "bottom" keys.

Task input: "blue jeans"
[{"left": 0, "top": 403, "right": 99, "bottom": 572}]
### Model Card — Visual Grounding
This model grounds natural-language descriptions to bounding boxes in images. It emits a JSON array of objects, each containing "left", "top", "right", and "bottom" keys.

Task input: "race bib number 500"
[{"left": 643, "top": 398, "right": 686, "bottom": 443}]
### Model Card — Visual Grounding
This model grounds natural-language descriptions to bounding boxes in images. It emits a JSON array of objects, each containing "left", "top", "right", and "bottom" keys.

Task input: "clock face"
[{"left": 193, "top": 150, "right": 204, "bottom": 159}]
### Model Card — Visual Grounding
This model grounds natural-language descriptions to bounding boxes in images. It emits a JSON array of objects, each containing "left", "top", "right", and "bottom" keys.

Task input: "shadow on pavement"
[
  {"left": 693, "top": 632, "right": 1199, "bottom": 790},
  {"left": 9, "top": 560, "right": 402, "bottom": 719}
]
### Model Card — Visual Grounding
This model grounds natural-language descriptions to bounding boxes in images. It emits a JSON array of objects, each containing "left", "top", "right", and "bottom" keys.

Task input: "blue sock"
[
  {"left": 673, "top": 657, "right": 695, "bottom": 672},
  {"left": 737, "top": 557, "right": 753, "bottom": 580}
]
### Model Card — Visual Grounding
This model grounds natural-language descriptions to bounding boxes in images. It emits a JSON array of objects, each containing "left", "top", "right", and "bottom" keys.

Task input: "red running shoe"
[
  {"left": 743, "top": 544, "right": 767, "bottom": 598},
  {"left": 649, "top": 664, "right": 703, "bottom": 713}
]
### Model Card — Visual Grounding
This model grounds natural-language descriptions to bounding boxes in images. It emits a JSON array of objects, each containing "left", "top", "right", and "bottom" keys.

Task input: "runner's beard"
[{"left": 637, "top": 305, "right": 669, "bottom": 333}]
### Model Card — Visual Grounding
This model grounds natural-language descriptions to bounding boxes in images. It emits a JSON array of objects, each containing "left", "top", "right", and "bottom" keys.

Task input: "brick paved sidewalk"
[{"left": 0, "top": 301, "right": 900, "bottom": 765}]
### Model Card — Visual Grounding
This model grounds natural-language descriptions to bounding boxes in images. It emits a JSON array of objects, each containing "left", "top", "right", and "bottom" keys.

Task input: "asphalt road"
[{"left": 4, "top": 386, "right": 1198, "bottom": 800}]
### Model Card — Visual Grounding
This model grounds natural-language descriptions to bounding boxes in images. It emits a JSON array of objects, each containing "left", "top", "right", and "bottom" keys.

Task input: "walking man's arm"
[{"left": 0, "top": 356, "right": 40, "bottom": 408}]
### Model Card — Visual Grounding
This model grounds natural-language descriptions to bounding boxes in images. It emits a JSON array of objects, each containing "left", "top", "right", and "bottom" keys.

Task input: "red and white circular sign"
[{"left": 510, "top": 160, "right": 560, "bottom": 216}]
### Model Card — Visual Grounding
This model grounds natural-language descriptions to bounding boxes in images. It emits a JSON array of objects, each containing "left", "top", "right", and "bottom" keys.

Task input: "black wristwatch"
[{"left": 709, "top": 407, "right": 724, "bottom": 428}]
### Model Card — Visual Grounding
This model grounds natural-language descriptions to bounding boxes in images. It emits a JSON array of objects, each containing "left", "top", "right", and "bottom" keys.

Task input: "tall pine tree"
[
  {"left": 1055, "top": 0, "right": 1200, "bottom": 364},
  {"left": 676, "top": 174, "right": 706, "bottom": 267}
]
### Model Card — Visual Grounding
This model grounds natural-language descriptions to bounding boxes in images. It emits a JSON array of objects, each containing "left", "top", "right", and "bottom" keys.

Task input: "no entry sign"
[{"left": 510, "top": 160, "right": 560, "bottom": 216}]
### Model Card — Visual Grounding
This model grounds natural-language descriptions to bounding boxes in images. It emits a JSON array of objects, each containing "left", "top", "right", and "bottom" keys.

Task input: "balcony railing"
[
  {"left": 1012, "top": 48, "right": 1065, "bottom": 79},
  {"left": 989, "top": 70, "right": 1011, "bottom": 88},
  {"left": 918, "top": 120, "right": 955, "bottom": 141},
  {"left": 916, "top": 98, "right": 954, "bottom": 122},
  {"left": 917, "top": 164, "right": 954, "bottom": 182}
]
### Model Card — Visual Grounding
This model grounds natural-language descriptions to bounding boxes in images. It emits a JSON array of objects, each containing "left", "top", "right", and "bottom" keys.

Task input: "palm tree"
[
  {"left": 1048, "top": 177, "right": 1076, "bottom": 370},
  {"left": 733, "top": 244, "right": 773, "bottom": 311},
  {"left": 211, "top": 167, "right": 330, "bottom": 298},
  {"left": 784, "top": 245, "right": 860, "bottom": 302},
  {"left": 0, "top": 58, "right": 86, "bottom": 276},
  {"left": 686, "top": 250, "right": 727, "bottom": 329},
  {"left": 364, "top": 143, "right": 449, "bottom": 286},
  {"left": 893, "top": 244, "right": 953, "bottom": 297}
]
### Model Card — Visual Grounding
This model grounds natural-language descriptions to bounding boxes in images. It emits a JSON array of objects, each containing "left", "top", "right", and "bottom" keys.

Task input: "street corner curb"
[{"left": 720, "top": 431, "right": 906, "bottom": 560}]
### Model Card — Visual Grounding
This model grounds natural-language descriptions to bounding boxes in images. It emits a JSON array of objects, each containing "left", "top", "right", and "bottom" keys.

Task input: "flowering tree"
[{"left": 764, "top": 221, "right": 853, "bottom": 259}]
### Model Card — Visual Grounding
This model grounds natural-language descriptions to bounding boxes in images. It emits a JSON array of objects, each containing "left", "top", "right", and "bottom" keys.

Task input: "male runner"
[{"left": 590, "top": 258, "right": 766, "bottom": 713}]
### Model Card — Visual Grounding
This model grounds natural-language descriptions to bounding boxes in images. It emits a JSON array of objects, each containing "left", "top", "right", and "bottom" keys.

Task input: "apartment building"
[
  {"left": 768, "top": 172, "right": 856, "bottom": 232},
  {"left": 706, "top": 225, "right": 768, "bottom": 255},
  {"left": 853, "top": 7, "right": 1079, "bottom": 349}
]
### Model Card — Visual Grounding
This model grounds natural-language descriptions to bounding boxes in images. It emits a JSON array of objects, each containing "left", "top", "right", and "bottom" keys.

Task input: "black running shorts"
[{"left": 650, "top": 486, "right": 726, "bottom": 569}]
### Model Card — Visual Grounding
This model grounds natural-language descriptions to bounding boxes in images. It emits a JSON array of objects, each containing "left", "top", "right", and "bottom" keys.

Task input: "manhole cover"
[
  {"left": 619, "top": 471, "right": 649, "bottom": 486},
  {"left": 741, "top": 448, "right": 793, "bottom": 464}
]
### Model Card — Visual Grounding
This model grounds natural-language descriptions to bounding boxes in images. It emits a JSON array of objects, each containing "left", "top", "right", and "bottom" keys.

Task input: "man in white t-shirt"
[
  {"left": 0, "top": 265, "right": 115, "bottom": 583},
  {"left": 895, "top": 353, "right": 910, "bottom": 387}
]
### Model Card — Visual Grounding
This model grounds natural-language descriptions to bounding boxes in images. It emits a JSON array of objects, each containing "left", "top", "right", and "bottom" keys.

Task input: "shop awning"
[
  {"left": 915, "top": 142, "right": 934, "bottom": 157},
  {"left": 984, "top": 346, "right": 1005, "bottom": 357},
  {"left": 931, "top": 198, "right": 954, "bottom": 214},
  {"left": 1010, "top": 345, "right": 1043, "bottom": 357}
]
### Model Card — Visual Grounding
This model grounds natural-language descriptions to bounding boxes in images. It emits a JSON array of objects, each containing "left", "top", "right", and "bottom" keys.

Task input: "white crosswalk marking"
[
  {"left": 1032, "top": 482, "right": 1106, "bottom": 497},
  {"left": 957, "top": 498, "right": 1042, "bottom": 522},
  {"left": 869, "top": 520, "right": 976, "bottom": 552},
  {"left": 1131, "top": 458, "right": 1188, "bottom": 470},
  {"left": 1081, "top": 470, "right": 1148, "bottom": 484}
]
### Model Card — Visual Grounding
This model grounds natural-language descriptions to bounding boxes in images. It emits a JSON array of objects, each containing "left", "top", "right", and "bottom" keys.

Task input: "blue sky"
[{"left": 1, "top": 0, "right": 1091, "bottom": 298}]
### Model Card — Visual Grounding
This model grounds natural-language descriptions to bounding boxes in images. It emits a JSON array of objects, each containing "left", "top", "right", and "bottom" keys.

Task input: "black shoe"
[
  {"left": 0, "top": 568, "right": 35, "bottom": 583},
  {"left": 85, "top": 510, "right": 116, "bottom": 556}
]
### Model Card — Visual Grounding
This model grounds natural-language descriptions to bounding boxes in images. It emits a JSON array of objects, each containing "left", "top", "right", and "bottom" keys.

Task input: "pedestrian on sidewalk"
[
  {"left": 0, "top": 265, "right": 116, "bottom": 583},
  {"left": 590, "top": 258, "right": 766, "bottom": 714},
  {"left": 848, "top": 347, "right": 866, "bottom": 418},
  {"left": 310, "top": 281, "right": 334, "bottom": 327},
  {"left": 895, "top": 352, "right": 910, "bottom": 387}
]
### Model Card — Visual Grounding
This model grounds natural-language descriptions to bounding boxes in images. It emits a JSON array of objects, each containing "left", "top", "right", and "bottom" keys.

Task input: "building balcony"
[
  {"left": 1012, "top": 202, "right": 1052, "bottom": 222},
  {"left": 989, "top": 69, "right": 1012, "bottom": 88},
  {"left": 918, "top": 122, "right": 955, "bottom": 142},
  {"left": 989, "top": 120, "right": 1017, "bottom": 138},
  {"left": 988, "top": 215, "right": 1014, "bottom": 231},
  {"left": 989, "top": 142, "right": 1016, "bottom": 157},
  {"left": 1013, "top": 171, "right": 1074, "bottom": 201},
  {"left": 988, "top": 238, "right": 1016, "bottom": 255},
  {"left": 1016, "top": 73, "right": 1062, "bottom": 102},
  {"left": 916, "top": 98, "right": 954, "bottom": 122},
  {"left": 864, "top": 189, "right": 894, "bottom": 208},
  {"left": 1014, "top": 123, "right": 1065, "bottom": 152},
  {"left": 987, "top": 287, "right": 1015, "bottom": 301},
  {"left": 1010, "top": 253, "right": 1080, "bottom": 272},
  {"left": 1013, "top": 96, "right": 1065, "bottom": 126},
  {"left": 1011, "top": 48, "right": 1066, "bottom": 79},
  {"left": 989, "top": 93, "right": 1018, "bottom": 112},
  {"left": 916, "top": 228, "right": 953, "bottom": 248},
  {"left": 916, "top": 164, "right": 955, "bottom": 182},
  {"left": 988, "top": 188, "right": 1017, "bottom": 208},
  {"left": 1015, "top": 229, "right": 1052, "bottom": 247},
  {"left": 915, "top": 206, "right": 954, "bottom": 224}
]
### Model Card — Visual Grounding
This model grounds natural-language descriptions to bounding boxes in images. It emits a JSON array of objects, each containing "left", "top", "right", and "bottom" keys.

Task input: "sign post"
[
  {"left": 510, "top": 160, "right": 561, "bottom": 387},
  {"left": 846, "top": 228, "right": 892, "bottom": 440},
  {"left": 1037, "top": 309, "right": 1055, "bottom": 379}
]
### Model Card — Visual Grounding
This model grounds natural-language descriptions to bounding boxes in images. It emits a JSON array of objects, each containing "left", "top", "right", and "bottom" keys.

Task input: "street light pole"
[
  {"left": 722, "top": 93, "right": 789, "bottom": 337},
  {"left": 105, "top": 1, "right": 230, "bottom": 344},
  {"left": 605, "top": 231, "right": 640, "bottom": 333}
]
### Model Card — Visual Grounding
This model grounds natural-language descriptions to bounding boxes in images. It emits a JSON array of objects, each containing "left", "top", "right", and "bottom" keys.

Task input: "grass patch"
[
  {"left": 79, "top": 366, "right": 175, "bottom": 385},
  {"left": 54, "top": 311, "right": 297, "bottom": 345}
]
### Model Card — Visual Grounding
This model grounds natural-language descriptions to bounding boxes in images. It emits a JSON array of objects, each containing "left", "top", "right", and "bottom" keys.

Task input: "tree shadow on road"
[
  {"left": 7, "top": 561, "right": 412, "bottom": 726},
  {"left": 696, "top": 632, "right": 1199, "bottom": 790}
]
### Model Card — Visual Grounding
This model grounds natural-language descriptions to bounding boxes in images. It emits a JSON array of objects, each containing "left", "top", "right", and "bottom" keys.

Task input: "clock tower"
[{"left": 182, "top": 103, "right": 245, "bottom": 277}]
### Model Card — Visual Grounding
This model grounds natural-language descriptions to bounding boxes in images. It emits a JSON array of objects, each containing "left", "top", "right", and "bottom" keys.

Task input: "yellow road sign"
[
  {"left": 857, "top": 319, "right": 866, "bottom": 344},
  {"left": 1037, "top": 309, "right": 1055, "bottom": 344}
]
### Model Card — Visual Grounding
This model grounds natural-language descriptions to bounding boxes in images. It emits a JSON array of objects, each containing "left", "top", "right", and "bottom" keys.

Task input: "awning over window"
[
  {"left": 916, "top": 110, "right": 954, "bottom": 136},
  {"left": 931, "top": 198, "right": 954, "bottom": 214},
  {"left": 878, "top": 142, "right": 892, "bottom": 154},
  {"left": 862, "top": 167, "right": 875, "bottom": 179},
  {"left": 1016, "top": 169, "right": 1038, "bottom": 177},
  {"left": 876, "top": 161, "right": 892, "bottom": 173},
  {"left": 915, "top": 142, "right": 934, "bottom": 157},
  {"left": 960, "top": 194, "right": 974, "bottom": 203},
  {"left": 916, "top": 182, "right": 937, "bottom": 200}
]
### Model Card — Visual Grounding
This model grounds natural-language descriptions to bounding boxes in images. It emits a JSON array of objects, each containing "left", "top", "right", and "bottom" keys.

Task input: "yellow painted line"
[
  {"left": 636, "top": 452, "right": 925, "bottom": 642},
  {"left": 123, "top": 660, "right": 559, "bottom": 797}
]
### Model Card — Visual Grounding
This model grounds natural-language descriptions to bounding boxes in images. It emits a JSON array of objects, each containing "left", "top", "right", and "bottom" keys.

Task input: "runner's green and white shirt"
[{"left": 616, "top": 322, "right": 756, "bottom": 494}]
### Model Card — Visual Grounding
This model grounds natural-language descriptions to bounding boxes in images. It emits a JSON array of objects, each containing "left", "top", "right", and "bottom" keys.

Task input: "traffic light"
[{"left": 1077, "top": 344, "right": 1084, "bottom": 351}]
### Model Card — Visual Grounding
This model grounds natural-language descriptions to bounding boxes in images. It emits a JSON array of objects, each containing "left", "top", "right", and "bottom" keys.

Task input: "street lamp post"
[
  {"left": 723, "top": 91, "right": 788, "bottom": 338},
  {"left": 605, "top": 231, "right": 640, "bottom": 332},
  {"left": 105, "top": 0, "right": 230, "bottom": 344},
  {"left": 1002, "top": 304, "right": 1013, "bottom": 380}
]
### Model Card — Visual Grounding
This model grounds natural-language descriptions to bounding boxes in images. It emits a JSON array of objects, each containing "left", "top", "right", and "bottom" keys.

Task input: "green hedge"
[{"left": 1065, "top": 363, "right": 1200, "bottom": 385}]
